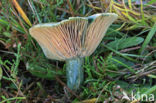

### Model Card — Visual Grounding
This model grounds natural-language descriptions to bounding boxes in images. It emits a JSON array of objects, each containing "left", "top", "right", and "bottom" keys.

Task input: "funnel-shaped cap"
[{"left": 29, "top": 13, "right": 118, "bottom": 61}]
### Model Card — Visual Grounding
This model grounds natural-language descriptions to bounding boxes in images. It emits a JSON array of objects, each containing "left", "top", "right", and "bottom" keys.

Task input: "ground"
[{"left": 0, "top": 0, "right": 156, "bottom": 103}]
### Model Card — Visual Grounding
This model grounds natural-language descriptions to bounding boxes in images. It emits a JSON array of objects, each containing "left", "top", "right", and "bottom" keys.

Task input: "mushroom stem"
[{"left": 66, "top": 57, "right": 84, "bottom": 91}]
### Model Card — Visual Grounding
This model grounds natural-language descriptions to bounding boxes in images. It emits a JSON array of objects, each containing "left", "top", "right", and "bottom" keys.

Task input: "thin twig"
[
  {"left": 55, "top": 76, "right": 80, "bottom": 99},
  {"left": 120, "top": 46, "right": 141, "bottom": 53},
  {"left": 66, "top": 0, "right": 75, "bottom": 16}
]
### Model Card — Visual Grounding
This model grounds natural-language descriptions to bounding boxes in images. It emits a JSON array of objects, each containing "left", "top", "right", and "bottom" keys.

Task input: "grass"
[{"left": 0, "top": 0, "right": 156, "bottom": 103}]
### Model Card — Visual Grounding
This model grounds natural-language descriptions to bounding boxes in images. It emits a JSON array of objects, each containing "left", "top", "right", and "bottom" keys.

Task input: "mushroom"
[{"left": 29, "top": 13, "right": 118, "bottom": 91}]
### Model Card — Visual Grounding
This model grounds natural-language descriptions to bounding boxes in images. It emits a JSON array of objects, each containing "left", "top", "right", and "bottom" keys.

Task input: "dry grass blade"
[
  {"left": 0, "top": 1, "right": 2, "bottom": 7},
  {"left": 67, "top": 0, "right": 75, "bottom": 16},
  {"left": 104, "top": 0, "right": 152, "bottom": 29},
  {"left": 12, "top": 0, "right": 32, "bottom": 26},
  {"left": 11, "top": 4, "right": 29, "bottom": 35}
]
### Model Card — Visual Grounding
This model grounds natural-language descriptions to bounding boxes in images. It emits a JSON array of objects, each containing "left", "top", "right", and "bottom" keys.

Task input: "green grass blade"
[
  {"left": 111, "top": 58, "right": 136, "bottom": 74},
  {"left": 103, "top": 45, "right": 137, "bottom": 62},
  {"left": 0, "top": 97, "right": 26, "bottom": 103},
  {"left": 140, "top": 23, "right": 156, "bottom": 54},
  {"left": 143, "top": 85, "right": 156, "bottom": 95},
  {"left": 145, "top": 0, "right": 156, "bottom": 6},
  {"left": 107, "top": 37, "right": 144, "bottom": 50}
]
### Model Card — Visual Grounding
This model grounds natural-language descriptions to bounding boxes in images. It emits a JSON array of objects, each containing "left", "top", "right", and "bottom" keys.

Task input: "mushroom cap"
[{"left": 29, "top": 13, "right": 118, "bottom": 61}]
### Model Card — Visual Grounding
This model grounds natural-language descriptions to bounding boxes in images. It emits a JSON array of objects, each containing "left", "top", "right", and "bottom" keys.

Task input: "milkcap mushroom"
[{"left": 29, "top": 13, "right": 118, "bottom": 91}]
